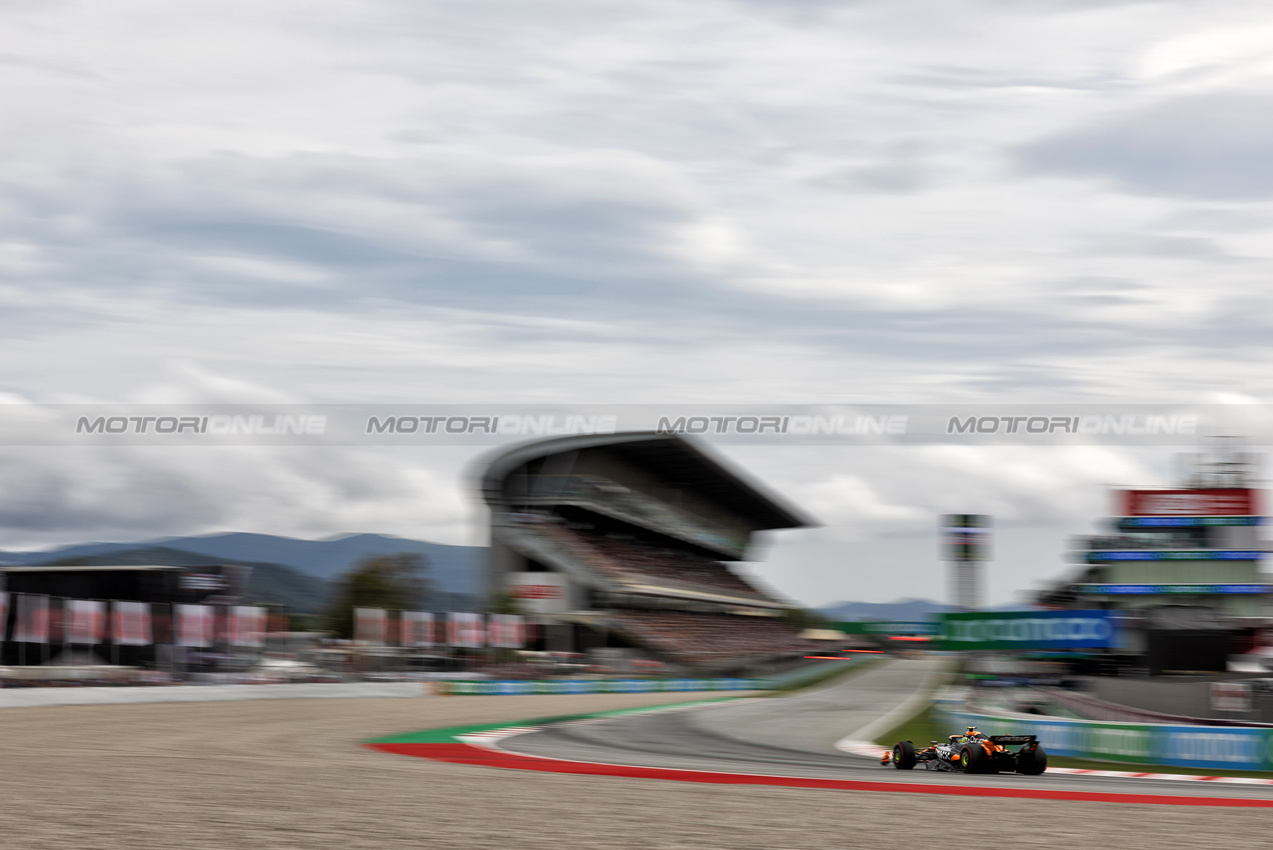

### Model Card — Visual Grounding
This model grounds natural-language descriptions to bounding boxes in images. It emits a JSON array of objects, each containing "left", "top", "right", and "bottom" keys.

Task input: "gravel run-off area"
[{"left": 2, "top": 692, "right": 1270, "bottom": 849}]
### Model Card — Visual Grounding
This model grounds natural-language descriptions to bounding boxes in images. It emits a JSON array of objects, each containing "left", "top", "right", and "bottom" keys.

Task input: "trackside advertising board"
[
  {"left": 1119, "top": 488, "right": 1257, "bottom": 517},
  {"left": 938, "top": 707, "right": 1273, "bottom": 772},
  {"left": 939, "top": 610, "right": 1117, "bottom": 652}
]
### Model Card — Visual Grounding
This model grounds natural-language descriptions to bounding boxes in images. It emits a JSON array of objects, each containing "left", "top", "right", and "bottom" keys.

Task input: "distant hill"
[
  {"left": 818, "top": 598, "right": 949, "bottom": 622},
  {"left": 0, "top": 532, "right": 486, "bottom": 612},
  {"left": 14, "top": 545, "right": 329, "bottom": 613}
]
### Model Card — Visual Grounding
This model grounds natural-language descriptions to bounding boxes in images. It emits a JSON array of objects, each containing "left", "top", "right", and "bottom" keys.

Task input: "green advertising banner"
[{"left": 938, "top": 609, "right": 1117, "bottom": 651}]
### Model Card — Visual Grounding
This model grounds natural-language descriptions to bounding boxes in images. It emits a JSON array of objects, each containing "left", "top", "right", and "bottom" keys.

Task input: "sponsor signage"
[
  {"left": 229, "top": 606, "right": 265, "bottom": 648},
  {"left": 354, "top": 608, "right": 387, "bottom": 645},
  {"left": 487, "top": 614, "right": 525, "bottom": 649},
  {"left": 175, "top": 604, "right": 214, "bottom": 647},
  {"left": 938, "top": 707, "right": 1273, "bottom": 772},
  {"left": 448, "top": 612, "right": 486, "bottom": 648},
  {"left": 1211, "top": 682, "right": 1253, "bottom": 713},
  {"left": 180, "top": 572, "right": 227, "bottom": 592},
  {"left": 1116, "top": 516, "right": 1263, "bottom": 529},
  {"left": 1085, "top": 550, "right": 1264, "bottom": 562},
  {"left": 509, "top": 572, "right": 568, "bottom": 615},
  {"left": 13, "top": 594, "right": 49, "bottom": 644},
  {"left": 400, "top": 611, "right": 435, "bottom": 648},
  {"left": 112, "top": 601, "right": 152, "bottom": 646},
  {"left": 1077, "top": 583, "right": 1271, "bottom": 595},
  {"left": 939, "top": 610, "right": 1117, "bottom": 651},
  {"left": 1119, "top": 489, "right": 1258, "bottom": 517},
  {"left": 65, "top": 600, "right": 107, "bottom": 645}
]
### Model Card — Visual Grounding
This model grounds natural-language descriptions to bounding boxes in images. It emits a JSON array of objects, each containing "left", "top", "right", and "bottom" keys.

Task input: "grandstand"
[{"left": 479, "top": 433, "right": 818, "bottom": 674}]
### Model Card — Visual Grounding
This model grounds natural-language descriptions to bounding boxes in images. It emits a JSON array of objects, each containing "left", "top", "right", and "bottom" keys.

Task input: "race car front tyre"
[
  {"left": 960, "top": 746, "right": 988, "bottom": 774},
  {"left": 892, "top": 741, "right": 917, "bottom": 770},
  {"left": 1017, "top": 745, "right": 1048, "bottom": 775}
]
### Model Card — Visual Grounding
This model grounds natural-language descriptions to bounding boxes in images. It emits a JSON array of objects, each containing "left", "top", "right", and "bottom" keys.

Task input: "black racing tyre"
[
  {"left": 1017, "top": 745, "right": 1048, "bottom": 776},
  {"left": 892, "top": 740, "right": 917, "bottom": 770},
  {"left": 960, "top": 746, "right": 987, "bottom": 774}
]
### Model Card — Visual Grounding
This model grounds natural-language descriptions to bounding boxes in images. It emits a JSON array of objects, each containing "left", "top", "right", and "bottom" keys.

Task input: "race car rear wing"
[{"left": 988, "top": 735, "right": 1037, "bottom": 744}]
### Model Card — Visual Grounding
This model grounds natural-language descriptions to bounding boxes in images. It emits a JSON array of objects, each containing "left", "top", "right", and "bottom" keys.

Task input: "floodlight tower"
[{"left": 943, "top": 514, "right": 991, "bottom": 612}]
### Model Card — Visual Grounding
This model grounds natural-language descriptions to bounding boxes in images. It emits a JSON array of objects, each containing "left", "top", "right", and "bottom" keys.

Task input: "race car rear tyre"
[
  {"left": 892, "top": 740, "right": 917, "bottom": 770},
  {"left": 960, "top": 746, "right": 987, "bottom": 774},
  {"left": 1017, "top": 745, "right": 1048, "bottom": 775}
]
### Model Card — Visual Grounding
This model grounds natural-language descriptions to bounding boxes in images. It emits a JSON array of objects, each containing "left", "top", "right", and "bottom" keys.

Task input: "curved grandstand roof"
[{"left": 478, "top": 431, "right": 814, "bottom": 531}]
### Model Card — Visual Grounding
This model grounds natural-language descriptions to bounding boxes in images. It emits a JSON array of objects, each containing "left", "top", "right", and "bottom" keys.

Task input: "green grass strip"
[
  {"left": 872, "top": 702, "right": 943, "bottom": 750},
  {"left": 371, "top": 661, "right": 883, "bottom": 745}
]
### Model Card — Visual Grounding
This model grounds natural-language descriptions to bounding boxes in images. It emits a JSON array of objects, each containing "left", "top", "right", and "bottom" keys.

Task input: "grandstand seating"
[
  {"left": 584, "top": 533, "right": 767, "bottom": 598},
  {"left": 607, "top": 609, "right": 813, "bottom": 665},
  {"left": 531, "top": 520, "right": 774, "bottom": 602}
]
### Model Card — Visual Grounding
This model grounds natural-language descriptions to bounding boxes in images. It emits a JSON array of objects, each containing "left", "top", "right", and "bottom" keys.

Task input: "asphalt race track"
[
  {"left": 5, "top": 684, "right": 1273, "bottom": 848},
  {"left": 496, "top": 658, "right": 1273, "bottom": 804}
]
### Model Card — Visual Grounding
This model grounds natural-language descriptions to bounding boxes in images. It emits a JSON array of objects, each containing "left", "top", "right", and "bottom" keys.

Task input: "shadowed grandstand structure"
[{"left": 479, "top": 432, "right": 817, "bottom": 675}]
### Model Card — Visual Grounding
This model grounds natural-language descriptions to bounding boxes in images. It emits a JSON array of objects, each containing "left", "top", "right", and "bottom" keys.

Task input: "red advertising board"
[{"left": 1119, "top": 489, "right": 1258, "bottom": 517}]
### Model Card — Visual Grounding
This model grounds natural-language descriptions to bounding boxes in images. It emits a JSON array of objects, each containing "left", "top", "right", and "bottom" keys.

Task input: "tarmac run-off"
[{"left": 374, "top": 658, "right": 1273, "bottom": 806}]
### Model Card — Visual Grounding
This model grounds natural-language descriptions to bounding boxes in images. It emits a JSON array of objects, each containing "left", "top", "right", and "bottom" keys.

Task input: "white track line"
[
  {"left": 834, "top": 658, "right": 951, "bottom": 762},
  {"left": 458, "top": 685, "right": 1273, "bottom": 789}
]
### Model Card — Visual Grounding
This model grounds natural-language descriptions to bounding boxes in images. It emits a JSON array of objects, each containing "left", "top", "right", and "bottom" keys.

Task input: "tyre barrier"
[{"left": 938, "top": 705, "right": 1273, "bottom": 773}]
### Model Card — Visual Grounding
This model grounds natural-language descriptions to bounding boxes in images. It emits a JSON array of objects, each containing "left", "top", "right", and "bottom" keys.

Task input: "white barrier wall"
[{"left": 0, "top": 681, "right": 426, "bottom": 708}]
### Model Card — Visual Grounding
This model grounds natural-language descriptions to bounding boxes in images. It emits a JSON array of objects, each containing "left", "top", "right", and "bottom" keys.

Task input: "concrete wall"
[
  {"left": 0, "top": 682, "right": 426, "bottom": 708},
  {"left": 1089, "top": 676, "right": 1273, "bottom": 721}
]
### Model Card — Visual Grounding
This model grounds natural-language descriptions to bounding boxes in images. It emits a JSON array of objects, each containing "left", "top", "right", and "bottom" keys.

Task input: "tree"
[
  {"left": 326, "top": 553, "right": 429, "bottom": 639},
  {"left": 486, "top": 589, "right": 523, "bottom": 616},
  {"left": 780, "top": 607, "right": 828, "bottom": 632}
]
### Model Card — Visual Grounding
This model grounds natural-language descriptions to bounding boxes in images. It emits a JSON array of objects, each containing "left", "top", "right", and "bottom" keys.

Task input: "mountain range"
[
  {"left": 817, "top": 598, "right": 949, "bottom": 622},
  {"left": 3, "top": 535, "right": 1008, "bottom": 621}
]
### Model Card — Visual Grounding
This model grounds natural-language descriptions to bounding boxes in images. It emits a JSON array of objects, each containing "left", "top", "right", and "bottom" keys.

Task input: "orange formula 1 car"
[{"left": 880, "top": 726, "right": 1047, "bottom": 774}]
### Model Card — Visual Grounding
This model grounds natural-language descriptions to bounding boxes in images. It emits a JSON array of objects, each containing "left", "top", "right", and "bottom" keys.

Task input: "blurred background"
[{"left": 1, "top": 1, "right": 1273, "bottom": 694}]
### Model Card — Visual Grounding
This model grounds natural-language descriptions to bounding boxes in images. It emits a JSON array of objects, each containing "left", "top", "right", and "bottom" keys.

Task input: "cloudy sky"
[{"left": 2, "top": 0, "right": 1272, "bottom": 606}]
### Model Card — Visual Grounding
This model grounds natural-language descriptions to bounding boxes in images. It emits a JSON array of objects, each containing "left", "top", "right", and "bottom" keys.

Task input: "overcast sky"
[{"left": 2, "top": 0, "right": 1273, "bottom": 607}]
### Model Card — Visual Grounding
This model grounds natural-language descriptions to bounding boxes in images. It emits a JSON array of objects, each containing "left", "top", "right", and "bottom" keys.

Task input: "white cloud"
[{"left": 1, "top": 0, "right": 1273, "bottom": 604}]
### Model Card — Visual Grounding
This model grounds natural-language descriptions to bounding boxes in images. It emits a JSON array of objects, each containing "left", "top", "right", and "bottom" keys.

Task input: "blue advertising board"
[
  {"left": 1086, "top": 550, "right": 1263, "bottom": 562},
  {"left": 1078, "top": 584, "right": 1270, "bottom": 595},
  {"left": 939, "top": 609, "right": 1117, "bottom": 651}
]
